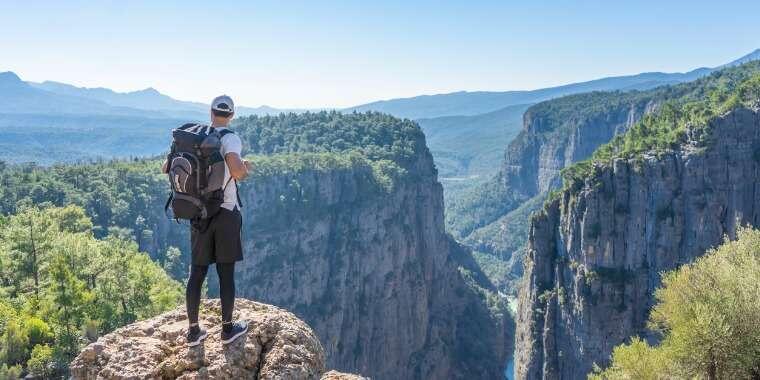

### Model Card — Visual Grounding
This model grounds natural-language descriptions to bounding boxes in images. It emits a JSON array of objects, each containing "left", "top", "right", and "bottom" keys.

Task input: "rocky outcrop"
[
  {"left": 515, "top": 107, "right": 760, "bottom": 379},
  {"left": 70, "top": 299, "right": 325, "bottom": 380},
  {"left": 223, "top": 146, "right": 507, "bottom": 379}
]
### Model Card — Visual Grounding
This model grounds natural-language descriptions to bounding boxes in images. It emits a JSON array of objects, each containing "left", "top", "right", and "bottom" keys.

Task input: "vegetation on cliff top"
[
  {"left": 561, "top": 65, "right": 760, "bottom": 191},
  {"left": 234, "top": 111, "right": 426, "bottom": 168},
  {"left": 0, "top": 206, "right": 183, "bottom": 378},
  {"left": 590, "top": 228, "right": 760, "bottom": 380},
  {"left": 237, "top": 111, "right": 427, "bottom": 191}
]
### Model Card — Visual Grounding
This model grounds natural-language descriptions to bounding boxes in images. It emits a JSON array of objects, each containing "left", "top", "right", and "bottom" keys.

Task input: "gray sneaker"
[
  {"left": 187, "top": 326, "right": 208, "bottom": 347},
  {"left": 221, "top": 320, "right": 249, "bottom": 345}
]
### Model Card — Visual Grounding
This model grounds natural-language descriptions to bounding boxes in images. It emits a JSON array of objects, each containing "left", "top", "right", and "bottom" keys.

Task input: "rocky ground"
[{"left": 70, "top": 299, "right": 367, "bottom": 380}]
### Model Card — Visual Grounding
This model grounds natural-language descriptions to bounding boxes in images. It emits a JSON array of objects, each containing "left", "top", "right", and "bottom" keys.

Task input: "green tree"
[
  {"left": 591, "top": 228, "right": 760, "bottom": 379},
  {"left": 47, "top": 253, "right": 92, "bottom": 361},
  {"left": 163, "top": 246, "right": 183, "bottom": 279},
  {"left": 0, "top": 320, "right": 29, "bottom": 366},
  {"left": 589, "top": 337, "right": 670, "bottom": 380}
]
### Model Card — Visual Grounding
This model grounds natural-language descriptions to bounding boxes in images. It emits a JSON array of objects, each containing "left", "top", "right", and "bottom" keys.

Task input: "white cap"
[{"left": 211, "top": 95, "right": 235, "bottom": 114}]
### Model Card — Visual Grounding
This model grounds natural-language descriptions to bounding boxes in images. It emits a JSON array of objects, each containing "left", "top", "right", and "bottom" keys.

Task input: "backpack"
[{"left": 164, "top": 123, "right": 234, "bottom": 221}]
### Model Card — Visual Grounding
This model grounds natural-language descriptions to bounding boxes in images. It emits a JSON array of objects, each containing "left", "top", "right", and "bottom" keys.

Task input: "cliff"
[
  {"left": 70, "top": 299, "right": 326, "bottom": 379},
  {"left": 232, "top": 145, "right": 508, "bottom": 379},
  {"left": 515, "top": 106, "right": 760, "bottom": 379},
  {"left": 502, "top": 93, "right": 655, "bottom": 200}
]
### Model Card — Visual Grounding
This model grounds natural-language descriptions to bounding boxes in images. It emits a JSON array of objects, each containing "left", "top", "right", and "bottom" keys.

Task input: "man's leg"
[
  {"left": 186, "top": 265, "right": 210, "bottom": 326},
  {"left": 218, "top": 260, "right": 247, "bottom": 344},
  {"left": 216, "top": 263, "right": 236, "bottom": 325}
]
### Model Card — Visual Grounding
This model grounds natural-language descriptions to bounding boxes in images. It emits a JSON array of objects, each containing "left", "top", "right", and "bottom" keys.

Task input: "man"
[{"left": 164, "top": 95, "right": 252, "bottom": 347}]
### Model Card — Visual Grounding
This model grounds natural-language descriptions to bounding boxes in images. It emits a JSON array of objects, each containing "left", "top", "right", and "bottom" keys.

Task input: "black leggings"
[{"left": 186, "top": 263, "right": 235, "bottom": 325}]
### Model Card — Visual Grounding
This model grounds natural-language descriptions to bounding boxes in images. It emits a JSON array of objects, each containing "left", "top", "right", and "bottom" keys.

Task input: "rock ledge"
[{"left": 71, "top": 299, "right": 326, "bottom": 379}]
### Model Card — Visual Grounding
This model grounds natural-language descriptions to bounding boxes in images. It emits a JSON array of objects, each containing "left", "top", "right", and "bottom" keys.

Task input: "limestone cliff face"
[
  {"left": 502, "top": 97, "right": 656, "bottom": 209},
  {"left": 231, "top": 148, "right": 506, "bottom": 379},
  {"left": 515, "top": 107, "right": 760, "bottom": 379}
]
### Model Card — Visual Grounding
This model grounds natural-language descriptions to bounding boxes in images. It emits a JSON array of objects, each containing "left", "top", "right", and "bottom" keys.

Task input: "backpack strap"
[
  {"left": 218, "top": 129, "right": 235, "bottom": 138},
  {"left": 221, "top": 177, "right": 244, "bottom": 209},
  {"left": 218, "top": 129, "right": 244, "bottom": 208},
  {"left": 235, "top": 180, "right": 243, "bottom": 208},
  {"left": 163, "top": 193, "right": 181, "bottom": 223},
  {"left": 164, "top": 193, "right": 173, "bottom": 214}
]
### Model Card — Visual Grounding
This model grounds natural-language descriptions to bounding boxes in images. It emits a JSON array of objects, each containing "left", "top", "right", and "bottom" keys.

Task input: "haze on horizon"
[{"left": 2, "top": 0, "right": 759, "bottom": 109}]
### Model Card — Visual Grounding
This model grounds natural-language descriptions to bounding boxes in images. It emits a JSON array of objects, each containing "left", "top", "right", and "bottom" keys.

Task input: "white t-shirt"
[{"left": 217, "top": 127, "right": 243, "bottom": 211}]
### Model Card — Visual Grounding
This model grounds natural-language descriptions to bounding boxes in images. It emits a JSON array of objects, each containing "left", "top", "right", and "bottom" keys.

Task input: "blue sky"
[{"left": 1, "top": 0, "right": 759, "bottom": 108}]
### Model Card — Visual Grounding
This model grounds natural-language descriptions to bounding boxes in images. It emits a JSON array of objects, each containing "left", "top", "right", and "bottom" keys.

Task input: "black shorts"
[{"left": 191, "top": 208, "right": 243, "bottom": 266}]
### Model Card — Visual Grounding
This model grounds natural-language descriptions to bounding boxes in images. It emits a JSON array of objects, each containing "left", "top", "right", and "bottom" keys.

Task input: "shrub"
[
  {"left": 24, "top": 318, "right": 53, "bottom": 347},
  {"left": 26, "top": 344, "right": 54, "bottom": 378},
  {"left": 591, "top": 228, "right": 760, "bottom": 379}
]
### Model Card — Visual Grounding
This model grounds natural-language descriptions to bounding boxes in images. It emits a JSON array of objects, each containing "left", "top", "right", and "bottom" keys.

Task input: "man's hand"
[
  {"left": 225, "top": 153, "right": 250, "bottom": 180},
  {"left": 244, "top": 159, "right": 253, "bottom": 172}
]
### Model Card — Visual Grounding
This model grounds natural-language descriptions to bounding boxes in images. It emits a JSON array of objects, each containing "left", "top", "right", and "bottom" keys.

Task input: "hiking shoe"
[
  {"left": 187, "top": 326, "right": 208, "bottom": 347},
  {"left": 221, "top": 320, "right": 249, "bottom": 345}
]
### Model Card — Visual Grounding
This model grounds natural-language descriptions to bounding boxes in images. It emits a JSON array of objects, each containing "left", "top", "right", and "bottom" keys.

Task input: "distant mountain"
[
  {"left": 719, "top": 48, "right": 760, "bottom": 67},
  {"left": 0, "top": 72, "right": 148, "bottom": 116},
  {"left": 345, "top": 49, "right": 760, "bottom": 120},
  {"left": 237, "top": 104, "right": 311, "bottom": 117},
  {"left": 29, "top": 80, "right": 305, "bottom": 118},
  {"left": 30, "top": 81, "right": 208, "bottom": 118}
]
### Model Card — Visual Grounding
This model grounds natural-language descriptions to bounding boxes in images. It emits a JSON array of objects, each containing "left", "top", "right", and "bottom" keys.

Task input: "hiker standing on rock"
[{"left": 162, "top": 95, "right": 251, "bottom": 346}]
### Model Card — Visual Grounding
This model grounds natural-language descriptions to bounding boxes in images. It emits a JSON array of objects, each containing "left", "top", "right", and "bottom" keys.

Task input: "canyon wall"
[
  {"left": 515, "top": 107, "right": 760, "bottom": 379},
  {"left": 228, "top": 147, "right": 508, "bottom": 379}
]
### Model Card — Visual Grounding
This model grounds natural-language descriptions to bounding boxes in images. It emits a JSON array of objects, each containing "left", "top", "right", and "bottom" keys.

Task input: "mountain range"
[
  {"left": 347, "top": 49, "right": 760, "bottom": 120},
  {"left": 0, "top": 71, "right": 305, "bottom": 119},
  {"left": 1, "top": 48, "right": 758, "bottom": 169}
]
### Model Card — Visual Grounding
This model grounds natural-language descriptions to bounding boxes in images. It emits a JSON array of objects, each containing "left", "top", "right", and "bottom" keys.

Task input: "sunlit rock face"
[{"left": 515, "top": 107, "right": 760, "bottom": 379}]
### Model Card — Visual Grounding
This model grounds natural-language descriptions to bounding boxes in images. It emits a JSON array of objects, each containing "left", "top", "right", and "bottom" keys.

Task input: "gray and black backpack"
[{"left": 164, "top": 123, "right": 236, "bottom": 221}]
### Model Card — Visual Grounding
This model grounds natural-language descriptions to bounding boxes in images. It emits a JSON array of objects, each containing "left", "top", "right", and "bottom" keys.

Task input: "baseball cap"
[{"left": 211, "top": 95, "right": 235, "bottom": 114}]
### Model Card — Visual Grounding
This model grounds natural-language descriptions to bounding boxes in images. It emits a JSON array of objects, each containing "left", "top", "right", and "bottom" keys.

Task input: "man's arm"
[
  {"left": 225, "top": 152, "right": 251, "bottom": 180},
  {"left": 162, "top": 158, "right": 169, "bottom": 174}
]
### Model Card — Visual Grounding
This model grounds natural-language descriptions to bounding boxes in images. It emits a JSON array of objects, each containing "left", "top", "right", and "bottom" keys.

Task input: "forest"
[{"left": 0, "top": 206, "right": 182, "bottom": 378}]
